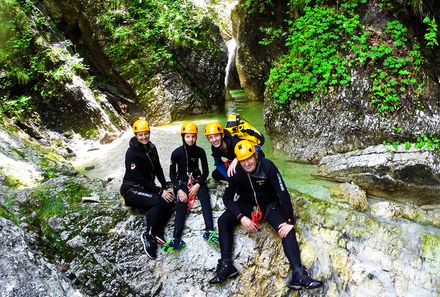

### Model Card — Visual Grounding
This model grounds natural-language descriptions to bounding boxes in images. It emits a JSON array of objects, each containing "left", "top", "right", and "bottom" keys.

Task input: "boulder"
[
  {"left": 330, "top": 182, "right": 368, "bottom": 211},
  {"left": 0, "top": 217, "right": 85, "bottom": 297},
  {"left": 318, "top": 144, "right": 440, "bottom": 205}
]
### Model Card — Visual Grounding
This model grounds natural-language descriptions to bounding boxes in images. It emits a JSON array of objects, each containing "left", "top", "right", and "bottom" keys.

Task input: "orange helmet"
[
  {"left": 181, "top": 122, "right": 198, "bottom": 135},
  {"left": 235, "top": 140, "right": 256, "bottom": 161},
  {"left": 132, "top": 119, "right": 150, "bottom": 134},
  {"left": 205, "top": 121, "right": 224, "bottom": 136}
]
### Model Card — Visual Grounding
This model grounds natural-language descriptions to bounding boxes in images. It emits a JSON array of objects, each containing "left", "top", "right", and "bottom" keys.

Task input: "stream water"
[{"left": 72, "top": 96, "right": 334, "bottom": 200}]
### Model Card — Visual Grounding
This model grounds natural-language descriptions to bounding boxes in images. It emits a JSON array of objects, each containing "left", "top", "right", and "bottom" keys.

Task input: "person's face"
[
  {"left": 207, "top": 133, "right": 223, "bottom": 147},
  {"left": 239, "top": 154, "right": 257, "bottom": 173},
  {"left": 136, "top": 131, "right": 150, "bottom": 145},
  {"left": 184, "top": 133, "right": 197, "bottom": 146}
]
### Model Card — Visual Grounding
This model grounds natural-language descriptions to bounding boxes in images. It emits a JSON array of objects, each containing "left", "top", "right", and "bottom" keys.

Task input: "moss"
[
  {"left": 3, "top": 174, "right": 22, "bottom": 188},
  {"left": 10, "top": 147, "right": 26, "bottom": 160},
  {"left": 421, "top": 233, "right": 440, "bottom": 261},
  {"left": 39, "top": 157, "right": 59, "bottom": 179},
  {"left": 18, "top": 179, "right": 92, "bottom": 261},
  {"left": 78, "top": 126, "right": 99, "bottom": 139},
  {"left": 383, "top": 227, "right": 403, "bottom": 258},
  {"left": 0, "top": 204, "right": 19, "bottom": 224}
]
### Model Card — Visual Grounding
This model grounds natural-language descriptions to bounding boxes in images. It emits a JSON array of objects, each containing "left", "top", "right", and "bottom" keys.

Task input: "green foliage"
[
  {"left": 259, "top": 26, "right": 284, "bottom": 45},
  {"left": 415, "top": 133, "right": 440, "bottom": 150},
  {"left": 96, "top": 0, "right": 219, "bottom": 95},
  {"left": 26, "top": 181, "right": 90, "bottom": 220},
  {"left": 266, "top": 4, "right": 361, "bottom": 103},
  {"left": 0, "top": 203, "right": 19, "bottom": 224},
  {"left": 0, "top": 1, "right": 89, "bottom": 120},
  {"left": 243, "top": 0, "right": 275, "bottom": 14},
  {"left": 423, "top": 17, "right": 439, "bottom": 47},
  {"left": 383, "top": 133, "right": 440, "bottom": 152},
  {"left": 266, "top": 1, "right": 422, "bottom": 113}
]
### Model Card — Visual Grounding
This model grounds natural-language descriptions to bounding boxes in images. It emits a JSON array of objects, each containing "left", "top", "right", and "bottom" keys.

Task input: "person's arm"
[
  {"left": 268, "top": 161, "right": 295, "bottom": 223},
  {"left": 197, "top": 148, "right": 209, "bottom": 185}
]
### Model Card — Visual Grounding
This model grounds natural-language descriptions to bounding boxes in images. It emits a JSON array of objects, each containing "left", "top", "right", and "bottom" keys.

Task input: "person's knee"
[{"left": 218, "top": 212, "right": 235, "bottom": 230}]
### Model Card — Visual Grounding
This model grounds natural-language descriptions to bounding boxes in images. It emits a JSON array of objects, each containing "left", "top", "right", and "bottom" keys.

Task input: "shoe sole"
[
  {"left": 209, "top": 271, "right": 239, "bottom": 285},
  {"left": 140, "top": 233, "right": 156, "bottom": 260},
  {"left": 162, "top": 245, "right": 186, "bottom": 252},
  {"left": 288, "top": 285, "right": 302, "bottom": 290},
  {"left": 288, "top": 283, "right": 323, "bottom": 290},
  {"left": 228, "top": 271, "right": 239, "bottom": 279}
]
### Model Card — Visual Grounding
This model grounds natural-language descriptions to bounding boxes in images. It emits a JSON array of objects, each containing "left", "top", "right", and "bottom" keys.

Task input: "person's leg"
[
  {"left": 212, "top": 169, "right": 226, "bottom": 181},
  {"left": 156, "top": 199, "right": 175, "bottom": 244},
  {"left": 198, "top": 184, "right": 214, "bottom": 231},
  {"left": 125, "top": 188, "right": 177, "bottom": 237},
  {"left": 173, "top": 198, "right": 188, "bottom": 239},
  {"left": 264, "top": 203, "right": 323, "bottom": 290},
  {"left": 264, "top": 204, "right": 302, "bottom": 270},
  {"left": 124, "top": 188, "right": 167, "bottom": 259},
  {"left": 209, "top": 210, "right": 240, "bottom": 284},
  {"left": 217, "top": 211, "right": 239, "bottom": 260}
]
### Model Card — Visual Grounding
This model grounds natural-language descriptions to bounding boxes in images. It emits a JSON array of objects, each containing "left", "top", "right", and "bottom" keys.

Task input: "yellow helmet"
[
  {"left": 235, "top": 140, "right": 256, "bottom": 161},
  {"left": 132, "top": 119, "right": 150, "bottom": 134},
  {"left": 181, "top": 122, "right": 198, "bottom": 134},
  {"left": 205, "top": 121, "right": 224, "bottom": 136}
]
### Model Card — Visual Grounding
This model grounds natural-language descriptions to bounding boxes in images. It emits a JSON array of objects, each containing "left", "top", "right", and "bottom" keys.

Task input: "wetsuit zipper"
[
  {"left": 247, "top": 173, "right": 259, "bottom": 207},
  {"left": 145, "top": 151, "right": 155, "bottom": 181}
]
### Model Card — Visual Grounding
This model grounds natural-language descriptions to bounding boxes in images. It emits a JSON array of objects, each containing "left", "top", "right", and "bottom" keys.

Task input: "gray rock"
[
  {"left": 330, "top": 182, "right": 368, "bottom": 211},
  {"left": 318, "top": 144, "right": 440, "bottom": 204},
  {"left": 0, "top": 217, "right": 86, "bottom": 297},
  {"left": 48, "top": 217, "right": 65, "bottom": 231}
]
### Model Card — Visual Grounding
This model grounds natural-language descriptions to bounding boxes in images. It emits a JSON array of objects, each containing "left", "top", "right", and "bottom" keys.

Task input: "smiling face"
[
  {"left": 135, "top": 131, "right": 150, "bottom": 145},
  {"left": 206, "top": 133, "right": 223, "bottom": 148},
  {"left": 184, "top": 133, "right": 197, "bottom": 146},
  {"left": 239, "top": 154, "right": 257, "bottom": 173}
]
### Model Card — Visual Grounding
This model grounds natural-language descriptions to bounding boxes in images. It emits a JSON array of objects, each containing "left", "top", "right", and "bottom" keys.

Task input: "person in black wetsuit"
[
  {"left": 162, "top": 122, "right": 219, "bottom": 251},
  {"left": 205, "top": 121, "right": 239, "bottom": 181},
  {"left": 119, "top": 119, "right": 175, "bottom": 260},
  {"left": 209, "top": 140, "right": 323, "bottom": 290}
]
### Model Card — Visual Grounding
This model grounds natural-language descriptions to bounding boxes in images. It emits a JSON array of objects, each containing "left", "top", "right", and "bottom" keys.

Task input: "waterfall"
[{"left": 224, "top": 38, "right": 237, "bottom": 87}]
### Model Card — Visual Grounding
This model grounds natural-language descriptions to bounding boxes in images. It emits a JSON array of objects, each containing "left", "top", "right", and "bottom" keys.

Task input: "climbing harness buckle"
[
  {"left": 251, "top": 205, "right": 262, "bottom": 227},
  {"left": 186, "top": 174, "right": 197, "bottom": 211}
]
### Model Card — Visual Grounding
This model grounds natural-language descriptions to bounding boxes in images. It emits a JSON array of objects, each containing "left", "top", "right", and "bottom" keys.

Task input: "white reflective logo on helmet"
[{"left": 131, "top": 162, "right": 136, "bottom": 170}]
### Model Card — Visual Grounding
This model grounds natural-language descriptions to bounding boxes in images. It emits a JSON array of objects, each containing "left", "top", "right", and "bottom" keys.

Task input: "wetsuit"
[
  {"left": 218, "top": 157, "right": 302, "bottom": 271},
  {"left": 170, "top": 141, "right": 214, "bottom": 239},
  {"left": 210, "top": 130, "right": 240, "bottom": 181},
  {"left": 120, "top": 137, "right": 174, "bottom": 237}
]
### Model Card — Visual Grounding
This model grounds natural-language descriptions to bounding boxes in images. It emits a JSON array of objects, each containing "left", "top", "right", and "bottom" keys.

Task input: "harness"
[
  {"left": 184, "top": 144, "right": 197, "bottom": 211},
  {"left": 186, "top": 173, "right": 197, "bottom": 211},
  {"left": 247, "top": 173, "right": 262, "bottom": 227}
]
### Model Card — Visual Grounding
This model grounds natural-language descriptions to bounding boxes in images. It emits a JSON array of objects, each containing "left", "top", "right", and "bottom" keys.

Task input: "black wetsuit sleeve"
[
  {"left": 169, "top": 149, "right": 180, "bottom": 190},
  {"left": 222, "top": 177, "right": 243, "bottom": 219},
  {"left": 198, "top": 149, "right": 209, "bottom": 185},
  {"left": 268, "top": 162, "right": 294, "bottom": 222}
]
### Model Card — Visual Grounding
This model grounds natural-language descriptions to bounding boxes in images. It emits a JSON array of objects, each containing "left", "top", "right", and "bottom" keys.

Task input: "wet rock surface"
[
  {"left": 0, "top": 217, "right": 85, "bottom": 297},
  {"left": 318, "top": 144, "right": 440, "bottom": 205}
]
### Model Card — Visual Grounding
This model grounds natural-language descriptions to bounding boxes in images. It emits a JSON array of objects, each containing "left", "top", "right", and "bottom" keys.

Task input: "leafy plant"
[
  {"left": 265, "top": 1, "right": 422, "bottom": 113},
  {"left": 423, "top": 17, "right": 439, "bottom": 47}
]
